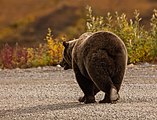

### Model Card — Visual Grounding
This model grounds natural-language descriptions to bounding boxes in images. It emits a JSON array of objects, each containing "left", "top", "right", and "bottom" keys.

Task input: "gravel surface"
[{"left": 0, "top": 64, "right": 157, "bottom": 120}]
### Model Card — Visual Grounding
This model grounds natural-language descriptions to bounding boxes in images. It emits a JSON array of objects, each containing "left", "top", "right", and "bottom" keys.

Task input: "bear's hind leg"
[
  {"left": 87, "top": 51, "right": 119, "bottom": 103},
  {"left": 99, "top": 88, "right": 120, "bottom": 103}
]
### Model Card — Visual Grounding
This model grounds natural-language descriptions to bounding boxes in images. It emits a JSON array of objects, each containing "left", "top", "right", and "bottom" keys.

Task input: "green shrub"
[
  {"left": 150, "top": 9, "right": 157, "bottom": 61},
  {"left": 86, "top": 6, "right": 157, "bottom": 63}
]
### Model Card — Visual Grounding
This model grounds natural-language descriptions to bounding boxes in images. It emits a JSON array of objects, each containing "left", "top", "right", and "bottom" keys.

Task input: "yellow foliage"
[{"left": 45, "top": 28, "right": 64, "bottom": 65}]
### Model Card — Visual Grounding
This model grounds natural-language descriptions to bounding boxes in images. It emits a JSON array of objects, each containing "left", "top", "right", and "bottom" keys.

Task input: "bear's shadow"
[
  {"left": 0, "top": 102, "right": 84, "bottom": 117},
  {"left": 1, "top": 97, "right": 152, "bottom": 117}
]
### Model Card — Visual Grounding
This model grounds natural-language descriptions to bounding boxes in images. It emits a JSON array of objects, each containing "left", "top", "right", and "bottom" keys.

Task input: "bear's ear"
[{"left": 63, "top": 41, "right": 69, "bottom": 48}]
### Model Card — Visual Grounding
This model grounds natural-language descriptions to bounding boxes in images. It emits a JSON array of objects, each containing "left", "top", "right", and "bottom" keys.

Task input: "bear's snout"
[{"left": 59, "top": 59, "right": 71, "bottom": 70}]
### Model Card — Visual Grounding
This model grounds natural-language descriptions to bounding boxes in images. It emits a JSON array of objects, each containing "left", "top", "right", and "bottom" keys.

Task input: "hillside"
[{"left": 0, "top": 0, "right": 157, "bottom": 48}]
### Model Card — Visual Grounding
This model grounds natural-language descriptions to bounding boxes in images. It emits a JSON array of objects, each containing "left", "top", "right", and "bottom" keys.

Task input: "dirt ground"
[{"left": 0, "top": 64, "right": 157, "bottom": 120}]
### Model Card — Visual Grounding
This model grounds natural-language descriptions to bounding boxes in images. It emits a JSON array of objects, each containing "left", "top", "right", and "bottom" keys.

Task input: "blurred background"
[{"left": 0, "top": 0, "right": 157, "bottom": 48}]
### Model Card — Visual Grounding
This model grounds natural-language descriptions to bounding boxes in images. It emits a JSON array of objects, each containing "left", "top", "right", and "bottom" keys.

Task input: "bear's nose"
[{"left": 59, "top": 60, "right": 65, "bottom": 67}]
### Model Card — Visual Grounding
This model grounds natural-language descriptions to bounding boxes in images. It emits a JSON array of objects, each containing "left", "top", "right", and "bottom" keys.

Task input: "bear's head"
[
  {"left": 60, "top": 58, "right": 71, "bottom": 70},
  {"left": 60, "top": 41, "right": 73, "bottom": 70}
]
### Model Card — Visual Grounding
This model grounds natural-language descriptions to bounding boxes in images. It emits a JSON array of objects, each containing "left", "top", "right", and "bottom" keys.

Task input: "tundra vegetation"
[{"left": 0, "top": 7, "right": 157, "bottom": 69}]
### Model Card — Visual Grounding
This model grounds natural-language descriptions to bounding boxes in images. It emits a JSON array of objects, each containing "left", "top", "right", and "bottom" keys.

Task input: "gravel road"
[{"left": 0, "top": 64, "right": 157, "bottom": 120}]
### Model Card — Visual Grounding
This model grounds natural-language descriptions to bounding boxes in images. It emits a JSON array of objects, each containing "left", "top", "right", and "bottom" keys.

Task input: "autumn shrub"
[
  {"left": 45, "top": 28, "right": 64, "bottom": 66},
  {"left": 0, "top": 44, "right": 27, "bottom": 68},
  {"left": 13, "top": 44, "right": 28, "bottom": 68},
  {"left": 0, "top": 28, "right": 64, "bottom": 69},
  {"left": 86, "top": 6, "right": 157, "bottom": 63},
  {"left": 26, "top": 44, "right": 51, "bottom": 67},
  {"left": 0, "top": 44, "right": 15, "bottom": 68},
  {"left": 1, "top": 7, "right": 157, "bottom": 69}
]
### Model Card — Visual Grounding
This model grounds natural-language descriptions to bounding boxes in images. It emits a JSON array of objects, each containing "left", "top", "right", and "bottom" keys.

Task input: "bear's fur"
[{"left": 60, "top": 31, "right": 128, "bottom": 104}]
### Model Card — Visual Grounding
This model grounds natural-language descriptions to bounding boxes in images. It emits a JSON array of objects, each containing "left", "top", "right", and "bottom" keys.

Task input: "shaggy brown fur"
[{"left": 60, "top": 31, "right": 127, "bottom": 104}]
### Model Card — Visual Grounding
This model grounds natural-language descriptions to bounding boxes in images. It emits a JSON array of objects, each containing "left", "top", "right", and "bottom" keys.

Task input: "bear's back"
[{"left": 76, "top": 31, "right": 127, "bottom": 58}]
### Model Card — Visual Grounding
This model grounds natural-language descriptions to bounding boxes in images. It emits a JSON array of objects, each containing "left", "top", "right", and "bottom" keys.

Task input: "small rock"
[
  {"left": 15, "top": 68, "right": 20, "bottom": 70},
  {"left": 143, "top": 62, "right": 150, "bottom": 67},
  {"left": 37, "top": 66, "right": 41, "bottom": 69},
  {"left": 128, "top": 64, "right": 134, "bottom": 67},
  {"left": 57, "top": 65, "right": 61, "bottom": 67}
]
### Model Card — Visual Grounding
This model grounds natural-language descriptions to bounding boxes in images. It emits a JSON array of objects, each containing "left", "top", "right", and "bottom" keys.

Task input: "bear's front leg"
[
  {"left": 75, "top": 72, "right": 96, "bottom": 104},
  {"left": 78, "top": 85, "right": 100, "bottom": 103},
  {"left": 73, "top": 64, "right": 96, "bottom": 104}
]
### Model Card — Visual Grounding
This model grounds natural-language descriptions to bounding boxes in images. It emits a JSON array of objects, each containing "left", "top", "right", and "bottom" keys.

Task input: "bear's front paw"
[
  {"left": 84, "top": 96, "right": 96, "bottom": 104},
  {"left": 78, "top": 96, "right": 85, "bottom": 102},
  {"left": 78, "top": 96, "right": 96, "bottom": 104}
]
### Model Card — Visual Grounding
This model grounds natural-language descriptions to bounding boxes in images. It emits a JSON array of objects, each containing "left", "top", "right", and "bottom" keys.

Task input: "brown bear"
[{"left": 60, "top": 31, "right": 127, "bottom": 104}]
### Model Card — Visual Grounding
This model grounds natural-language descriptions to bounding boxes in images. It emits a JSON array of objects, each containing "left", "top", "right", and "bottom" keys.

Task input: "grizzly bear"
[{"left": 60, "top": 31, "right": 127, "bottom": 104}]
